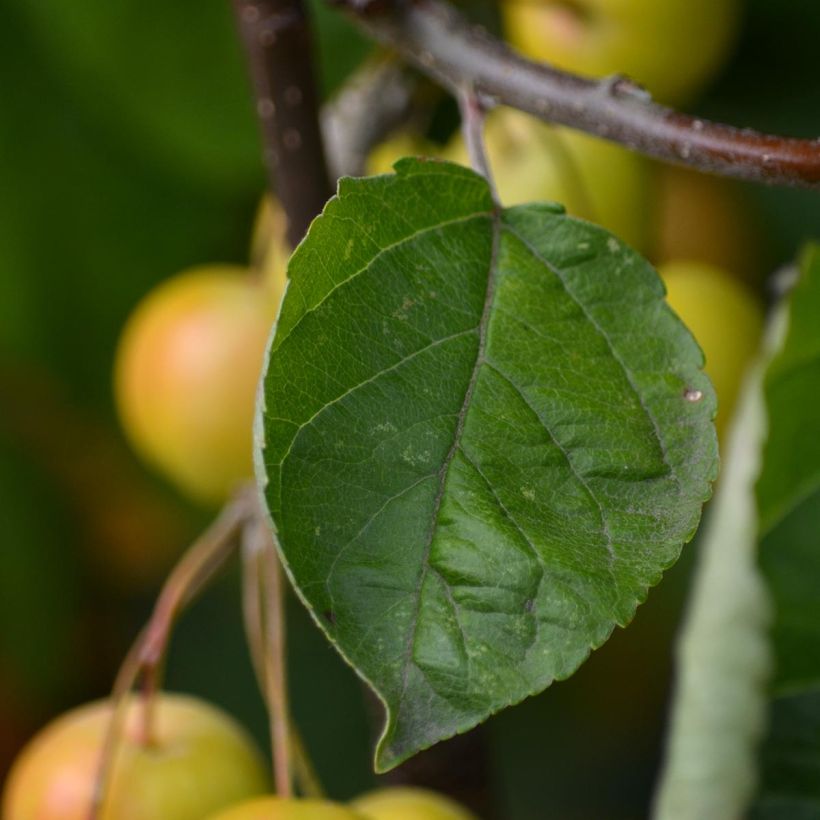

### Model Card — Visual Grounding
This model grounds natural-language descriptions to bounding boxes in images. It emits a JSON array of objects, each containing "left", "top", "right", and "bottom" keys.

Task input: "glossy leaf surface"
[{"left": 256, "top": 159, "right": 717, "bottom": 769}]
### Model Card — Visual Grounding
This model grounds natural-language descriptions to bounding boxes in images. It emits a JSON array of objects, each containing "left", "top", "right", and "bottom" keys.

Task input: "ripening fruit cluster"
[
  {"left": 114, "top": 198, "right": 289, "bottom": 506},
  {"left": 2, "top": 692, "right": 476, "bottom": 820}
]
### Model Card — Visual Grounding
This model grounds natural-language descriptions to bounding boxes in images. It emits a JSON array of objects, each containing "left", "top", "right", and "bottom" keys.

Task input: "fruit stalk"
[
  {"left": 89, "top": 489, "right": 254, "bottom": 818},
  {"left": 232, "top": 0, "right": 333, "bottom": 246},
  {"left": 334, "top": 0, "right": 820, "bottom": 188},
  {"left": 457, "top": 85, "right": 499, "bottom": 203},
  {"left": 241, "top": 512, "right": 294, "bottom": 798},
  {"left": 241, "top": 523, "right": 326, "bottom": 799}
]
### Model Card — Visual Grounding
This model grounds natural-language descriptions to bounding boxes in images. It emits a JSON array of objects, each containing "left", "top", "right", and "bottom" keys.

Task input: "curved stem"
[
  {"left": 334, "top": 0, "right": 820, "bottom": 188},
  {"left": 241, "top": 523, "right": 325, "bottom": 798},
  {"left": 263, "top": 533, "right": 292, "bottom": 797},
  {"left": 88, "top": 489, "right": 253, "bottom": 819},
  {"left": 457, "top": 85, "right": 498, "bottom": 204}
]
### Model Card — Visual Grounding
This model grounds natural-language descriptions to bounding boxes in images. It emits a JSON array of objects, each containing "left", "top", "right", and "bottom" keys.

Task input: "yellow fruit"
[
  {"left": 250, "top": 195, "right": 291, "bottom": 312},
  {"left": 207, "top": 796, "right": 365, "bottom": 819},
  {"left": 366, "top": 132, "right": 442, "bottom": 177},
  {"left": 502, "top": 0, "right": 739, "bottom": 105},
  {"left": 651, "top": 163, "right": 765, "bottom": 286},
  {"left": 2, "top": 694, "right": 269, "bottom": 820},
  {"left": 352, "top": 787, "right": 477, "bottom": 820},
  {"left": 446, "top": 108, "right": 650, "bottom": 251},
  {"left": 660, "top": 260, "right": 764, "bottom": 438},
  {"left": 114, "top": 265, "right": 276, "bottom": 504}
]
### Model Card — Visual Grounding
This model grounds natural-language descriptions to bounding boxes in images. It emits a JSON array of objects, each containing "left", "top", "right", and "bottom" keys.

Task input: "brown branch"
[
  {"left": 332, "top": 0, "right": 820, "bottom": 189},
  {"left": 232, "top": 0, "right": 333, "bottom": 246}
]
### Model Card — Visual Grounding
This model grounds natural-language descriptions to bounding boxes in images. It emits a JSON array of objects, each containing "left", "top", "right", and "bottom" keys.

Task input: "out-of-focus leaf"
[
  {"left": 653, "top": 316, "right": 776, "bottom": 820},
  {"left": 6, "top": 0, "right": 259, "bottom": 187},
  {"left": 0, "top": 444, "right": 80, "bottom": 705},
  {"left": 752, "top": 244, "right": 820, "bottom": 818},
  {"left": 308, "top": 0, "right": 373, "bottom": 98},
  {"left": 7, "top": 0, "right": 372, "bottom": 187},
  {"left": 757, "top": 246, "right": 820, "bottom": 690},
  {"left": 757, "top": 246, "right": 820, "bottom": 535},
  {"left": 257, "top": 158, "right": 717, "bottom": 770},
  {"left": 0, "top": 1, "right": 254, "bottom": 404},
  {"left": 752, "top": 689, "right": 820, "bottom": 819}
]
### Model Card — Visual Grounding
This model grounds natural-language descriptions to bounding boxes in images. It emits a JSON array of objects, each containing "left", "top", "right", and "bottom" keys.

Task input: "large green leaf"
[{"left": 256, "top": 159, "right": 717, "bottom": 770}]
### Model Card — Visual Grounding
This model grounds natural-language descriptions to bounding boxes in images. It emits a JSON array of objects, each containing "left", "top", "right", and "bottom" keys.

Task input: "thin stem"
[
  {"left": 232, "top": 0, "right": 333, "bottom": 246},
  {"left": 87, "top": 636, "right": 145, "bottom": 820},
  {"left": 457, "top": 85, "right": 498, "bottom": 204},
  {"left": 262, "top": 525, "right": 293, "bottom": 797},
  {"left": 89, "top": 489, "right": 253, "bottom": 820},
  {"left": 334, "top": 0, "right": 820, "bottom": 189},
  {"left": 241, "top": 525, "right": 325, "bottom": 798},
  {"left": 241, "top": 531, "right": 268, "bottom": 693}
]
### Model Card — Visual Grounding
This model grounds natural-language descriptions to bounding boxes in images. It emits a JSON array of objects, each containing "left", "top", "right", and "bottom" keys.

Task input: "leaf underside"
[{"left": 256, "top": 159, "right": 717, "bottom": 771}]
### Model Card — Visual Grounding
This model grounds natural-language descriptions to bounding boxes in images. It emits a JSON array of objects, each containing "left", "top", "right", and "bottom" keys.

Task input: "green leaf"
[
  {"left": 758, "top": 245, "right": 820, "bottom": 536},
  {"left": 653, "top": 319, "right": 774, "bottom": 820},
  {"left": 757, "top": 245, "right": 820, "bottom": 692},
  {"left": 751, "top": 245, "right": 820, "bottom": 818},
  {"left": 752, "top": 690, "right": 820, "bottom": 819},
  {"left": 256, "top": 159, "right": 717, "bottom": 770}
]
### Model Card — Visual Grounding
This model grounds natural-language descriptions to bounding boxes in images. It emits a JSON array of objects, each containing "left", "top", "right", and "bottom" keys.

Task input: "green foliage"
[
  {"left": 257, "top": 158, "right": 718, "bottom": 769},
  {"left": 752, "top": 246, "right": 820, "bottom": 817},
  {"left": 758, "top": 246, "right": 820, "bottom": 537},
  {"left": 653, "top": 319, "right": 775, "bottom": 820},
  {"left": 752, "top": 689, "right": 820, "bottom": 819},
  {"left": 758, "top": 246, "right": 820, "bottom": 692}
]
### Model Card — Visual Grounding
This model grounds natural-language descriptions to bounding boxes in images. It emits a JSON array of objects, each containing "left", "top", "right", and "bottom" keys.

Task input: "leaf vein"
[
  {"left": 483, "top": 360, "right": 617, "bottom": 569},
  {"left": 503, "top": 224, "right": 677, "bottom": 489},
  {"left": 397, "top": 210, "right": 502, "bottom": 711},
  {"left": 277, "top": 211, "right": 491, "bottom": 349}
]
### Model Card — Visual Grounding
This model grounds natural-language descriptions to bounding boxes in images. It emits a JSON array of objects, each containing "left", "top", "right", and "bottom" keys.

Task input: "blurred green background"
[{"left": 0, "top": 0, "right": 818, "bottom": 817}]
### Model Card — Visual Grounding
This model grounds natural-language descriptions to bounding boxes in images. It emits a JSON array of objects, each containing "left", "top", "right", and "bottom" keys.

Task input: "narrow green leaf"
[
  {"left": 256, "top": 159, "right": 717, "bottom": 770},
  {"left": 757, "top": 245, "right": 820, "bottom": 536},
  {"left": 653, "top": 323, "right": 775, "bottom": 820},
  {"left": 758, "top": 245, "right": 820, "bottom": 691},
  {"left": 752, "top": 244, "right": 820, "bottom": 818}
]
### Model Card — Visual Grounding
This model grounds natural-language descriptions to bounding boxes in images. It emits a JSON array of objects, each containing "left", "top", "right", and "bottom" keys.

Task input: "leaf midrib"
[{"left": 396, "top": 208, "right": 502, "bottom": 711}]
